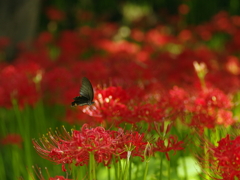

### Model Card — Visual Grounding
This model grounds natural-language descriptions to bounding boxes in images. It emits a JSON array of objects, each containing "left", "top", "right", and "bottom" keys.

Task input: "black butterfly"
[{"left": 71, "top": 77, "right": 94, "bottom": 107}]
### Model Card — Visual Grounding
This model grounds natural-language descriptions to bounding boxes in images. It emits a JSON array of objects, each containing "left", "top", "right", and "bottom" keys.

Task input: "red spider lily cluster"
[
  {"left": 0, "top": 12, "right": 239, "bottom": 125},
  {"left": 32, "top": 124, "right": 184, "bottom": 171},
  {"left": 1, "top": 9, "right": 240, "bottom": 179},
  {"left": 201, "top": 134, "right": 240, "bottom": 180},
  {"left": 0, "top": 63, "right": 40, "bottom": 108},
  {"left": 83, "top": 83, "right": 234, "bottom": 131}
]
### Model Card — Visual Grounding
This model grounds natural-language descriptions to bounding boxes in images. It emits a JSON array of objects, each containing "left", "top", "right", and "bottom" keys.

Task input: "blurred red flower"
[
  {"left": 178, "top": 4, "right": 189, "bottom": 15},
  {"left": 41, "top": 67, "right": 74, "bottom": 105},
  {"left": 64, "top": 108, "right": 101, "bottom": 125},
  {"left": 0, "top": 65, "right": 39, "bottom": 108},
  {"left": 46, "top": 7, "right": 65, "bottom": 21},
  {"left": 0, "top": 133, "right": 23, "bottom": 148}
]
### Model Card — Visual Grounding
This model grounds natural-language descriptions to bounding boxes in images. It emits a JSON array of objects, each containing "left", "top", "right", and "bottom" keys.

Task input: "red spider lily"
[
  {"left": 16, "top": 47, "right": 54, "bottom": 69},
  {"left": 145, "top": 28, "right": 176, "bottom": 47},
  {"left": 41, "top": 67, "right": 74, "bottom": 105},
  {"left": 153, "top": 122, "right": 185, "bottom": 160},
  {"left": 33, "top": 125, "right": 114, "bottom": 169},
  {"left": 203, "top": 135, "right": 240, "bottom": 179},
  {"left": 0, "top": 65, "right": 39, "bottom": 108},
  {"left": 154, "top": 135, "right": 185, "bottom": 161},
  {"left": 193, "top": 88, "right": 232, "bottom": 109},
  {"left": 49, "top": 176, "right": 72, "bottom": 180},
  {"left": 110, "top": 128, "right": 148, "bottom": 160},
  {"left": 225, "top": 56, "right": 240, "bottom": 75},
  {"left": 216, "top": 109, "right": 235, "bottom": 126},
  {"left": 57, "top": 31, "right": 84, "bottom": 61},
  {"left": 95, "top": 40, "right": 153, "bottom": 82},
  {"left": 83, "top": 86, "right": 131, "bottom": 124},
  {"left": 45, "top": 7, "right": 65, "bottom": 21},
  {"left": 192, "top": 11, "right": 239, "bottom": 44},
  {"left": 130, "top": 29, "right": 145, "bottom": 42},
  {"left": 229, "top": 30, "right": 240, "bottom": 52},
  {"left": 163, "top": 85, "right": 234, "bottom": 130},
  {"left": 212, "top": 11, "right": 234, "bottom": 34},
  {"left": 106, "top": 59, "right": 152, "bottom": 85},
  {"left": 35, "top": 31, "right": 54, "bottom": 47},
  {"left": 165, "top": 86, "right": 189, "bottom": 112},
  {"left": 190, "top": 113, "right": 216, "bottom": 130},
  {"left": 0, "top": 133, "right": 23, "bottom": 148},
  {"left": 131, "top": 103, "right": 166, "bottom": 123},
  {"left": 98, "top": 23, "right": 118, "bottom": 38},
  {"left": 178, "top": 29, "right": 193, "bottom": 42},
  {"left": 69, "top": 60, "right": 110, "bottom": 84},
  {"left": 188, "top": 87, "right": 234, "bottom": 130},
  {"left": 32, "top": 124, "right": 149, "bottom": 171},
  {"left": 84, "top": 85, "right": 172, "bottom": 125},
  {"left": 94, "top": 86, "right": 130, "bottom": 104},
  {"left": 206, "top": 70, "right": 240, "bottom": 94},
  {"left": 97, "top": 40, "right": 139, "bottom": 55},
  {"left": 15, "top": 61, "right": 42, "bottom": 82}
]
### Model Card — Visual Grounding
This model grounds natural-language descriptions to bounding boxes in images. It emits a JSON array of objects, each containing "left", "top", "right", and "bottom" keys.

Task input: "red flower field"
[{"left": 1, "top": 6, "right": 240, "bottom": 180}]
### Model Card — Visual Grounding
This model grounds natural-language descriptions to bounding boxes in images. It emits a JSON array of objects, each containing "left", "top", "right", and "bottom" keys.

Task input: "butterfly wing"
[
  {"left": 71, "top": 96, "right": 89, "bottom": 106},
  {"left": 80, "top": 77, "right": 94, "bottom": 101}
]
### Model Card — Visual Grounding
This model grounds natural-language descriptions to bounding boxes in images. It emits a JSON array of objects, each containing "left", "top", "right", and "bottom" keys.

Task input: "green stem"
[
  {"left": 89, "top": 152, "right": 93, "bottom": 180},
  {"left": 71, "top": 165, "right": 77, "bottom": 180},
  {"left": 118, "top": 157, "right": 122, "bottom": 180},
  {"left": 33, "top": 101, "right": 46, "bottom": 134},
  {"left": 168, "top": 158, "right": 171, "bottom": 180},
  {"left": 12, "top": 99, "right": 23, "bottom": 133},
  {"left": 113, "top": 156, "right": 118, "bottom": 180},
  {"left": 122, "top": 159, "right": 128, "bottom": 180},
  {"left": 12, "top": 100, "right": 32, "bottom": 178},
  {"left": 159, "top": 153, "right": 163, "bottom": 180},
  {"left": 0, "top": 151, "right": 5, "bottom": 179},
  {"left": 129, "top": 159, "right": 131, "bottom": 180},
  {"left": 79, "top": 165, "right": 87, "bottom": 180},
  {"left": 143, "top": 160, "right": 149, "bottom": 180},
  {"left": 23, "top": 106, "right": 32, "bottom": 168},
  {"left": 12, "top": 147, "right": 20, "bottom": 179},
  {"left": 204, "top": 128, "right": 210, "bottom": 180},
  {"left": 0, "top": 109, "right": 7, "bottom": 134},
  {"left": 89, "top": 152, "right": 96, "bottom": 180},
  {"left": 181, "top": 152, "right": 188, "bottom": 180},
  {"left": 108, "top": 166, "right": 111, "bottom": 180},
  {"left": 135, "top": 163, "right": 139, "bottom": 180}
]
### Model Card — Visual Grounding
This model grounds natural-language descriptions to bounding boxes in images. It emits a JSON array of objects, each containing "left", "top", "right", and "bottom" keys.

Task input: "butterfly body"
[{"left": 71, "top": 77, "right": 94, "bottom": 107}]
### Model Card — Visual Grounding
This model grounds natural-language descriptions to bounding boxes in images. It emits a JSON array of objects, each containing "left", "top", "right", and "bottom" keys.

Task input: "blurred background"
[
  {"left": 1, "top": 0, "right": 240, "bottom": 61},
  {"left": 1, "top": 0, "right": 240, "bottom": 180}
]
